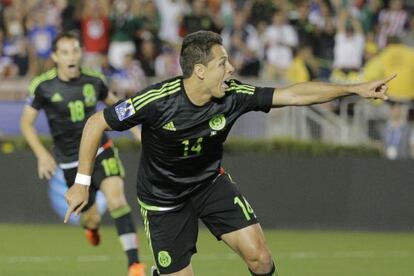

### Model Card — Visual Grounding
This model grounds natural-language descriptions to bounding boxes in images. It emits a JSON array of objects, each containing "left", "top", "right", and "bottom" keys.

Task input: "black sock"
[
  {"left": 110, "top": 205, "right": 140, "bottom": 266},
  {"left": 249, "top": 262, "right": 277, "bottom": 276}
]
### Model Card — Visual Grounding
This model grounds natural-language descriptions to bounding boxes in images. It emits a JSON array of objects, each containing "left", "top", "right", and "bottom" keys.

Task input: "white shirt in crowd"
[
  {"left": 333, "top": 32, "right": 365, "bottom": 69},
  {"left": 262, "top": 24, "right": 298, "bottom": 69},
  {"left": 155, "top": 0, "right": 189, "bottom": 44}
]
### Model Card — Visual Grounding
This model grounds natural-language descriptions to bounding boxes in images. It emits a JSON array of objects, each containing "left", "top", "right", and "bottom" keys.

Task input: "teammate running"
[{"left": 20, "top": 32, "right": 145, "bottom": 276}]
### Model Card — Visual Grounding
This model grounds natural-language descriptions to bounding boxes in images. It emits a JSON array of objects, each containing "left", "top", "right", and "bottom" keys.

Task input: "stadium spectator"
[
  {"left": 80, "top": 0, "right": 111, "bottom": 71},
  {"left": 108, "top": 0, "right": 142, "bottom": 70},
  {"left": 136, "top": 33, "right": 158, "bottom": 77},
  {"left": 286, "top": 43, "right": 318, "bottom": 83},
  {"left": 20, "top": 32, "right": 145, "bottom": 276},
  {"left": 261, "top": 8, "right": 298, "bottom": 81},
  {"left": 64, "top": 30, "right": 394, "bottom": 276},
  {"left": 1, "top": 4, "right": 30, "bottom": 76},
  {"left": 179, "top": 0, "right": 222, "bottom": 37},
  {"left": 377, "top": 0, "right": 408, "bottom": 48},
  {"left": 363, "top": 36, "right": 414, "bottom": 102},
  {"left": 246, "top": 0, "right": 276, "bottom": 27},
  {"left": 132, "top": 0, "right": 160, "bottom": 39},
  {"left": 110, "top": 51, "right": 147, "bottom": 98},
  {"left": 401, "top": 16, "right": 414, "bottom": 47},
  {"left": 382, "top": 101, "right": 414, "bottom": 160},
  {"left": 27, "top": 7, "right": 57, "bottom": 75},
  {"left": 290, "top": 0, "right": 317, "bottom": 48},
  {"left": 221, "top": 10, "right": 262, "bottom": 76},
  {"left": 331, "top": 8, "right": 365, "bottom": 84},
  {"left": 154, "top": 43, "right": 181, "bottom": 78},
  {"left": 60, "top": 0, "right": 81, "bottom": 32},
  {"left": 359, "top": 0, "right": 382, "bottom": 33},
  {"left": 312, "top": 1, "right": 335, "bottom": 80},
  {"left": 0, "top": 40, "right": 19, "bottom": 78},
  {"left": 364, "top": 31, "right": 379, "bottom": 62},
  {"left": 154, "top": 0, "right": 187, "bottom": 44}
]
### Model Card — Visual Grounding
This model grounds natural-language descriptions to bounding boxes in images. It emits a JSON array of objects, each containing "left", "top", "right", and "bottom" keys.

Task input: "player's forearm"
[
  {"left": 20, "top": 122, "right": 50, "bottom": 158},
  {"left": 77, "top": 111, "right": 108, "bottom": 176},
  {"left": 274, "top": 82, "right": 353, "bottom": 106}
]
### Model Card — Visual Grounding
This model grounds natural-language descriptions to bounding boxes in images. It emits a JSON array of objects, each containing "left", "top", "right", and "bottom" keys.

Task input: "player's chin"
[{"left": 214, "top": 89, "right": 226, "bottom": 98}]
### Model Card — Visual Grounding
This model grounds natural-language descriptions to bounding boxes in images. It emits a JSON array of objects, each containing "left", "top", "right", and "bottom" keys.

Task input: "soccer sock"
[
  {"left": 110, "top": 205, "right": 140, "bottom": 266},
  {"left": 249, "top": 262, "right": 277, "bottom": 276}
]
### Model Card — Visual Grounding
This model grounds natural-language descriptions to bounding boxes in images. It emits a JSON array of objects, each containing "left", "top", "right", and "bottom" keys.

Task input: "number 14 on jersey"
[{"left": 182, "top": 137, "right": 203, "bottom": 156}]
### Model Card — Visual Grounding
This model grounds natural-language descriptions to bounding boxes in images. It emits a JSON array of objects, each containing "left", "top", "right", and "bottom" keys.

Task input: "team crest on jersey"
[
  {"left": 83, "top": 84, "right": 97, "bottom": 107},
  {"left": 209, "top": 114, "right": 226, "bottom": 131},
  {"left": 115, "top": 99, "right": 135, "bottom": 121},
  {"left": 51, "top": 92, "right": 63, "bottom": 102}
]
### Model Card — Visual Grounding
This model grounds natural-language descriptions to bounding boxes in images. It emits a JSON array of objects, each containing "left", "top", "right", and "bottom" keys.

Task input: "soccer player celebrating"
[
  {"left": 65, "top": 31, "right": 394, "bottom": 276},
  {"left": 20, "top": 32, "right": 145, "bottom": 276}
]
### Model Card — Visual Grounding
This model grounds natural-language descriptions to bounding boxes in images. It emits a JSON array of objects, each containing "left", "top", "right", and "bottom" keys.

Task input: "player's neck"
[
  {"left": 57, "top": 69, "right": 80, "bottom": 82},
  {"left": 183, "top": 78, "right": 212, "bottom": 106}
]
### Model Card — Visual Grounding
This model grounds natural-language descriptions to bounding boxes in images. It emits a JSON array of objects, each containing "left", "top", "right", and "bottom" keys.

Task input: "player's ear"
[
  {"left": 51, "top": 52, "right": 58, "bottom": 63},
  {"left": 193, "top": 64, "right": 205, "bottom": 80}
]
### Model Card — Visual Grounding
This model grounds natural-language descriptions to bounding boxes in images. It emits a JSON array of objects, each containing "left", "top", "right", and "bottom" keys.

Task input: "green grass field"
[{"left": 1, "top": 224, "right": 413, "bottom": 276}]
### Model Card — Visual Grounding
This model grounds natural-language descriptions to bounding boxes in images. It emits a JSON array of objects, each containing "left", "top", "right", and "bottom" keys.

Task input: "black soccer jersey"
[
  {"left": 28, "top": 68, "right": 110, "bottom": 163},
  {"left": 104, "top": 76, "right": 274, "bottom": 206}
]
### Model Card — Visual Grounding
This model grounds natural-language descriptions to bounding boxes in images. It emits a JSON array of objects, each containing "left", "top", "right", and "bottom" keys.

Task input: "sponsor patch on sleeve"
[{"left": 115, "top": 99, "right": 135, "bottom": 121}]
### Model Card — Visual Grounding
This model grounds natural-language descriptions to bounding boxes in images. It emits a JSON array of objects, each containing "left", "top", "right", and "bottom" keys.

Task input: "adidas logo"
[
  {"left": 51, "top": 92, "right": 63, "bottom": 102},
  {"left": 162, "top": 121, "right": 176, "bottom": 131}
]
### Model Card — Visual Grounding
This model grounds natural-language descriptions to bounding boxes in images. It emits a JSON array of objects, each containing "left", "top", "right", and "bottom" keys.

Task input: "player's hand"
[
  {"left": 353, "top": 74, "right": 396, "bottom": 100},
  {"left": 64, "top": 184, "right": 89, "bottom": 223},
  {"left": 37, "top": 152, "right": 56, "bottom": 180}
]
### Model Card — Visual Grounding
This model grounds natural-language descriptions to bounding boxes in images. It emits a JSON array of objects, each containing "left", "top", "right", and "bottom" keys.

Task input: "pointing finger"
[
  {"left": 383, "top": 74, "right": 397, "bottom": 84},
  {"left": 64, "top": 204, "right": 76, "bottom": 223}
]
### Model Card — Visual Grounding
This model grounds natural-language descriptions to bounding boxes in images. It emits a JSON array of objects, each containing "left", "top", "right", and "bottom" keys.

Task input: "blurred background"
[
  {"left": 2, "top": 0, "right": 414, "bottom": 146},
  {"left": 1, "top": 0, "right": 414, "bottom": 275}
]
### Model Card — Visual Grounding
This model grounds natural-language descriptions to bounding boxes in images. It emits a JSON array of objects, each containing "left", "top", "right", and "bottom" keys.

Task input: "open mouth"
[{"left": 221, "top": 79, "right": 229, "bottom": 90}]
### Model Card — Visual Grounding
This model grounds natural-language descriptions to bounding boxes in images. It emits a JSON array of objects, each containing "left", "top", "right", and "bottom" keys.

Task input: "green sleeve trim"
[
  {"left": 28, "top": 69, "right": 57, "bottom": 96},
  {"left": 81, "top": 67, "right": 107, "bottom": 83},
  {"left": 110, "top": 205, "right": 131, "bottom": 218}
]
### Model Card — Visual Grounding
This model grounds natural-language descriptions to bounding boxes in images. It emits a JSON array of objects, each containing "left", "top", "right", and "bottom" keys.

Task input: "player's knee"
[
  {"left": 106, "top": 196, "right": 128, "bottom": 211},
  {"left": 244, "top": 243, "right": 273, "bottom": 273}
]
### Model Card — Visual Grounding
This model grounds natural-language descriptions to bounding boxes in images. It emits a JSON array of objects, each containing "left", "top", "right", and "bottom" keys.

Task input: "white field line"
[{"left": 1, "top": 250, "right": 413, "bottom": 264}]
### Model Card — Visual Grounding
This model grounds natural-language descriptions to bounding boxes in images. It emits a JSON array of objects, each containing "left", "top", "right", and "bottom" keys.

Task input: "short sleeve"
[
  {"left": 27, "top": 80, "right": 45, "bottom": 110},
  {"left": 103, "top": 88, "right": 158, "bottom": 131},
  {"left": 226, "top": 79, "right": 274, "bottom": 115}
]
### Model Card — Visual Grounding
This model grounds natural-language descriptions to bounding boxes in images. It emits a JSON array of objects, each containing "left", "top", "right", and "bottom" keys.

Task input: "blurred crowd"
[
  {"left": 1, "top": 0, "right": 414, "bottom": 159},
  {"left": 0, "top": 0, "right": 413, "bottom": 95}
]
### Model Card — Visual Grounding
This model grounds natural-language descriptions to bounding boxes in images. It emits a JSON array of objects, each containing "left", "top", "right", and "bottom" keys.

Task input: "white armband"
[{"left": 75, "top": 173, "right": 91, "bottom": 186}]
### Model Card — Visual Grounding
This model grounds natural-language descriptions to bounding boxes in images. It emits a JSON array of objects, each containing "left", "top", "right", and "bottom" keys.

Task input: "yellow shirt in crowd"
[
  {"left": 287, "top": 57, "right": 310, "bottom": 83},
  {"left": 364, "top": 44, "right": 414, "bottom": 101}
]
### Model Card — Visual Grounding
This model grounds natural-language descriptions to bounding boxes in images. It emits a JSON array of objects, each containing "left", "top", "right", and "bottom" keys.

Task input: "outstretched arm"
[
  {"left": 272, "top": 75, "right": 395, "bottom": 107},
  {"left": 64, "top": 111, "right": 109, "bottom": 223}
]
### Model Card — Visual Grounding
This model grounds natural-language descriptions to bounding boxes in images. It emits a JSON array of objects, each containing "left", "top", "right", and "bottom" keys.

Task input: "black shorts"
[
  {"left": 139, "top": 172, "right": 259, "bottom": 274},
  {"left": 62, "top": 147, "right": 124, "bottom": 212}
]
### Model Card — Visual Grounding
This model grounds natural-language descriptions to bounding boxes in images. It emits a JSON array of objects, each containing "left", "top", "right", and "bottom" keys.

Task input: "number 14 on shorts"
[{"left": 234, "top": 196, "right": 255, "bottom": 221}]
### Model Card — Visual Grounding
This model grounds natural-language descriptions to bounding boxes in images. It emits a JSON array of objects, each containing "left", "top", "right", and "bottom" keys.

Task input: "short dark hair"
[
  {"left": 52, "top": 31, "right": 80, "bottom": 53},
  {"left": 180, "top": 31, "right": 222, "bottom": 78}
]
